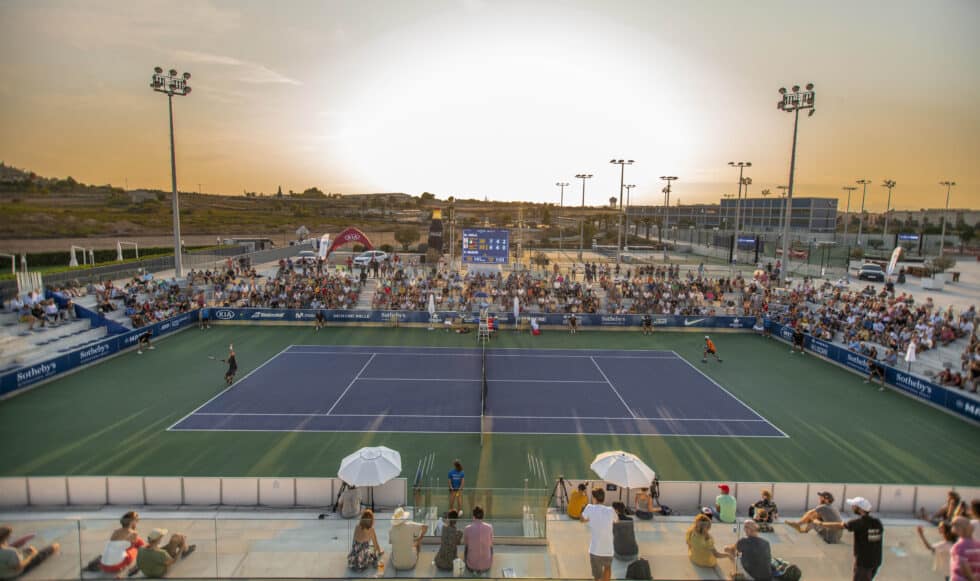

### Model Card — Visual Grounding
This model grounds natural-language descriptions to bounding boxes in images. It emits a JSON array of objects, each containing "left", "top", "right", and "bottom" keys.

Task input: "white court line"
[
  {"left": 669, "top": 350, "right": 790, "bottom": 439},
  {"left": 286, "top": 344, "right": 677, "bottom": 356},
  {"left": 189, "top": 411, "right": 772, "bottom": 422},
  {"left": 281, "top": 350, "right": 679, "bottom": 360},
  {"left": 324, "top": 353, "right": 377, "bottom": 415},
  {"left": 590, "top": 357, "right": 638, "bottom": 419},
  {"left": 357, "top": 377, "right": 607, "bottom": 384},
  {"left": 165, "top": 345, "right": 292, "bottom": 431},
  {"left": 169, "top": 426, "right": 788, "bottom": 438}
]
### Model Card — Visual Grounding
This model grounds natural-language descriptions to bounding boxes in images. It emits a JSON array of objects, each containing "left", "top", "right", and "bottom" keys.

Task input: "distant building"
[
  {"left": 887, "top": 209, "right": 979, "bottom": 228},
  {"left": 631, "top": 196, "right": 838, "bottom": 233}
]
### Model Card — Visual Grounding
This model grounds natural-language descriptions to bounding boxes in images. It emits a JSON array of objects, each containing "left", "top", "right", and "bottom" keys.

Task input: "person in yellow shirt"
[
  {"left": 567, "top": 484, "right": 589, "bottom": 520},
  {"left": 685, "top": 514, "right": 732, "bottom": 573}
]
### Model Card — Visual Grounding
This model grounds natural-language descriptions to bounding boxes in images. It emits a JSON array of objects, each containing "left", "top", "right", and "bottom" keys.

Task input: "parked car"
[
  {"left": 353, "top": 250, "right": 388, "bottom": 267},
  {"left": 297, "top": 250, "right": 318, "bottom": 264},
  {"left": 857, "top": 263, "right": 886, "bottom": 282}
]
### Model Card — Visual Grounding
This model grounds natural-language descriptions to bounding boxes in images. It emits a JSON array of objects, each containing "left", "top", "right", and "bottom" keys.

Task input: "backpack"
[
  {"left": 625, "top": 558, "right": 652, "bottom": 580},
  {"left": 772, "top": 558, "right": 802, "bottom": 581}
]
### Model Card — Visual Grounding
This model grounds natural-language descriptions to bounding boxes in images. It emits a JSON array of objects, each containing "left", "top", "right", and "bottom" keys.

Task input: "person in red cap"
[{"left": 714, "top": 485, "right": 737, "bottom": 524}]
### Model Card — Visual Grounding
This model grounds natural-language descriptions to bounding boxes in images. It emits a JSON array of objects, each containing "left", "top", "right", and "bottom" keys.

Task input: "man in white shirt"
[{"left": 580, "top": 488, "right": 617, "bottom": 581}]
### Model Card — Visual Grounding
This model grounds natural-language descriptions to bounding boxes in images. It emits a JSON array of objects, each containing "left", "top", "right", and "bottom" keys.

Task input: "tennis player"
[
  {"left": 137, "top": 329, "right": 154, "bottom": 355},
  {"left": 222, "top": 344, "right": 238, "bottom": 386},
  {"left": 314, "top": 310, "right": 325, "bottom": 332},
  {"left": 568, "top": 313, "right": 578, "bottom": 334},
  {"left": 791, "top": 326, "right": 806, "bottom": 355},
  {"left": 641, "top": 314, "right": 653, "bottom": 336},
  {"left": 702, "top": 335, "right": 722, "bottom": 363}
]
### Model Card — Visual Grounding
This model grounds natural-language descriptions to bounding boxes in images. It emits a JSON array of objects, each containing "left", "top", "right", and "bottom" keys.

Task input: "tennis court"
[{"left": 169, "top": 345, "right": 786, "bottom": 438}]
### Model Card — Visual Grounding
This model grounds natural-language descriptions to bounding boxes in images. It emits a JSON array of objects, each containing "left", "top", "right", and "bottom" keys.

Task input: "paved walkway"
[{"left": 0, "top": 508, "right": 948, "bottom": 580}]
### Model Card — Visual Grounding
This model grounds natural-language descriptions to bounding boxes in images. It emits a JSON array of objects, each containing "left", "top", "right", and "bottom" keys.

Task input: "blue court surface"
[{"left": 169, "top": 345, "right": 787, "bottom": 438}]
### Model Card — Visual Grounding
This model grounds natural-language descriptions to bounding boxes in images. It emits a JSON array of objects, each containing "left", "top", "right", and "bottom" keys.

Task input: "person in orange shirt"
[{"left": 702, "top": 336, "right": 723, "bottom": 364}]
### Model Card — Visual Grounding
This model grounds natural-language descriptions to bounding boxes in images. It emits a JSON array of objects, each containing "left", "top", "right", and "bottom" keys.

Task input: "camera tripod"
[{"left": 549, "top": 476, "right": 570, "bottom": 512}]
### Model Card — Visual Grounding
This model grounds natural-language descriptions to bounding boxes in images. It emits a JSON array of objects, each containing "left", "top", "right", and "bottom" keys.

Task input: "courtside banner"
[
  {"left": 767, "top": 322, "right": 976, "bottom": 425},
  {"left": 0, "top": 311, "right": 197, "bottom": 398}
]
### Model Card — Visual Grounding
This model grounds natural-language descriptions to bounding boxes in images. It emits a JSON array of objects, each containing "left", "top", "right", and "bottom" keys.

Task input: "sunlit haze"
[{"left": 0, "top": 0, "right": 977, "bottom": 210}]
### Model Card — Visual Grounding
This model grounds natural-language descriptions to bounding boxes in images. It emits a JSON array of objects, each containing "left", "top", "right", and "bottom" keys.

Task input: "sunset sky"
[{"left": 0, "top": 0, "right": 977, "bottom": 211}]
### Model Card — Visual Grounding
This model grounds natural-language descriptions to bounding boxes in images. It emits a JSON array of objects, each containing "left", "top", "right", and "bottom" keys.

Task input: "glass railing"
[
  {"left": 410, "top": 486, "right": 549, "bottom": 532},
  {"left": 6, "top": 514, "right": 547, "bottom": 580}
]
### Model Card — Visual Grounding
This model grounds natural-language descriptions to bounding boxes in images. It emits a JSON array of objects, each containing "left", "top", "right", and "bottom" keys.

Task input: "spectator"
[
  {"left": 0, "top": 525, "right": 59, "bottom": 579},
  {"left": 338, "top": 484, "right": 361, "bottom": 519},
  {"left": 916, "top": 522, "right": 956, "bottom": 581},
  {"left": 786, "top": 491, "right": 843, "bottom": 544},
  {"left": 463, "top": 505, "right": 493, "bottom": 574},
  {"left": 922, "top": 491, "right": 967, "bottom": 526},
  {"left": 87, "top": 510, "right": 144, "bottom": 576},
  {"left": 433, "top": 510, "right": 462, "bottom": 572},
  {"left": 971, "top": 499, "right": 980, "bottom": 541},
  {"left": 748, "top": 489, "right": 778, "bottom": 531},
  {"left": 715, "top": 484, "right": 737, "bottom": 524},
  {"left": 814, "top": 496, "right": 883, "bottom": 581},
  {"left": 581, "top": 488, "right": 616, "bottom": 581},
  {"left": 685, "top": 514, "right": 732, "bottom": 572},
  {"left": 950, "top": 516, "right": 980, "bottom": 581},
  {"left": 611, "top": 502, "right": 638, "bottom": 561},
  {"left": 448, "top": 459, "right": 464, "bottom": 513},
  {"left": 633, "top": 487, "right": 655, "bottom": 520},
  {"left": 136, "top": 528, "right": 195, "bottom": 578},
  {"left": 346, "top": 510, "right": 382, "bottom": 572},
  {"left": 388, "top": 507, "right": 427, "bottom": 571},
  {"left": 567, "top": 483, "right": 589, "bottom": 520},
  {"left": 724, "top": 520, "right": 772, "bottom": 581}
]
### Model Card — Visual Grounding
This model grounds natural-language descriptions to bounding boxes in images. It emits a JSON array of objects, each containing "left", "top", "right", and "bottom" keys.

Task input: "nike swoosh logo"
[{"left": 684, "top": 318, "right": 706, "bottom": 326}]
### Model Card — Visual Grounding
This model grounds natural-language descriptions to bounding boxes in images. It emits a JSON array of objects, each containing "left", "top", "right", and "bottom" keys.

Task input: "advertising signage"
[{"left": 462, "top": 228, "right": 510, "bottom": 264}]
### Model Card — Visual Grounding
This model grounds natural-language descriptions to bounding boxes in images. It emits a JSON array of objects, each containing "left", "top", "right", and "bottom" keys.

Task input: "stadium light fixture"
[
  {"left": 609, "top": 159, "right": 634, "bottom": 264},
  {"left": 575, "top": 173, "right": 593, "bottom": 261},
  {"left": 727, "top": 162, "right": 751, "bottom": 265},
  {"left": 150, "top": 66, "right": 192, "bottom": 278},
  {"left": 776, "top": 83, "right": 815, "bottom": 272},
  {"left": 841, "top": 186, "right": 857, "bottom": 238},
  {"left": 881, "top": 179, "right": 896, "bottom": 242},
  {"left": 856, "top": 179, "right": 871, "bottom": 246},
  {"left": 556, "top": 181, "right": 570, "bottom": 252},
  {"left": 659, "top": 176, "right": 678, "bottom": 229},
  {"left": 938, "top": 181, "right": 956, "bottom": 256},
  {"left": 623, "top": 184, "right": 636, "bottom": 250}
]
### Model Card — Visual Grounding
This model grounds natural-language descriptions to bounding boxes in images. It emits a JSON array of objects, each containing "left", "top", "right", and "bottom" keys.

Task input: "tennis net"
[{"left": 480, "top": 341, "right": 489, "bottom": 445}]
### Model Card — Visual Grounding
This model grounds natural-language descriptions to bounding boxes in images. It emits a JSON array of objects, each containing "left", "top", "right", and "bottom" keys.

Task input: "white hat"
[
  {"left": 147, "top": 528, "right": 168, "bottom": 542},
  {"left": 704, "top": 335, "right": 710, "bottom": 339},
  {"left": 846, "top": 497, "right": 872, "bottom": 512},
  {"left": 392, "top": 507, "right": 411, "bottom": 524}
]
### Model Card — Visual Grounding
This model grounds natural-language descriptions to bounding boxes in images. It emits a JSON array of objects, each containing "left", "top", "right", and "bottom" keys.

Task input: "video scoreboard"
[{"left": 461, "top": 228, "right": 510, "bottom": 264}]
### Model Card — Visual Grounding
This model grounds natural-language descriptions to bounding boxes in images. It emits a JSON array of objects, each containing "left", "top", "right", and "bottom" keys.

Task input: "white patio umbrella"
[
  {"left": 590, "top": 451, "right": 656, "bottom": 502},
  {"left": 339, "top": 446, "right": 402, "bottom": 487},
  {"left": 338, "top": 446, "right": 403, "bottom": 511}
]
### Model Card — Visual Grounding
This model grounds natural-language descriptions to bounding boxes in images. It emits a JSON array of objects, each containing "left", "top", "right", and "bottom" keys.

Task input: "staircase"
[{"left": 355, "top": 279, "right": 379, "bottom": 310}]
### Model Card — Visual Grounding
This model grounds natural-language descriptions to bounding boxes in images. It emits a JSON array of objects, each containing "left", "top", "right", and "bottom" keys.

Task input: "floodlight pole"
[
  {"left": 610, "top": 159, "right": 634, "bottom": 264},
  {"left": 151, "top": 67, "right": 192, "bottom": 278},
  {"left": 777, "top": 83, "right": 815, "bottom": 275},
  {"left": 856, "top": 179, "right": 871, "bottom": 246},
  {"left": 556, "top": 181, "right": 569, "bottom": 253},
  {"left": 938, "top": 180, "right": 956, "bottom": 256},
  {"left": 841, "top": 186, "right": 857, "bottom": 238},
  {"left": 575, "top": 173, "right": 593, "bottom": 261},
  {"left": 728, "top": 162, "right": 751, "bottom": 265},
  {"left": 659, "top": 176, "right": 678, "bottom": 233},
  {"left": 881, "top": 179, "right": 895, "bottom": 244},
  {"left": 623, "top": 184, "right": 635, "bottom": 250}
]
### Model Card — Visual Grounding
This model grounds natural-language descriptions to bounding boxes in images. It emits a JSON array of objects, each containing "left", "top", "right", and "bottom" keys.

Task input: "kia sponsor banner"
[{"left": 767, "top": 322, "right": 977, "bottom": 425}]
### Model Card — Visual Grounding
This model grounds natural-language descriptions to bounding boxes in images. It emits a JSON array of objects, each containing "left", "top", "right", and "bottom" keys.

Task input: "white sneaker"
[
  {"left": 137, "top": 351, "right": 142, "bottom": 355},
  {"left": 149, "top": 346, "right": 155, "bottom": 350}
]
